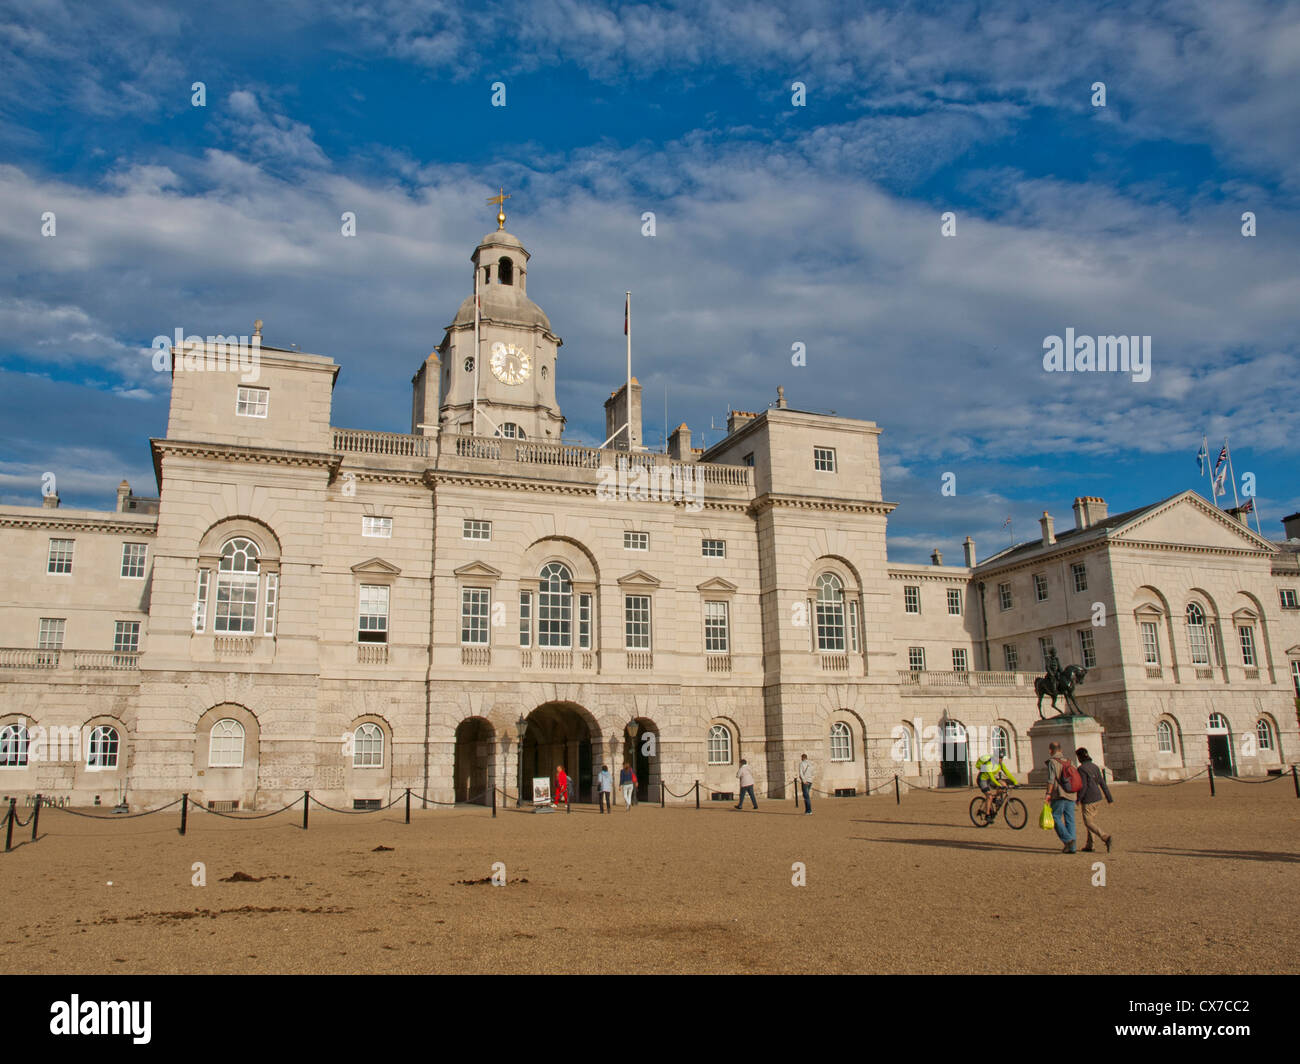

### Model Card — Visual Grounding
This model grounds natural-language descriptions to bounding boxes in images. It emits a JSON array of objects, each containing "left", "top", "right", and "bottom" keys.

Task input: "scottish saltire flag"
[{"left": 1197, "top": 436, "right": 1208, "bottom": 475}]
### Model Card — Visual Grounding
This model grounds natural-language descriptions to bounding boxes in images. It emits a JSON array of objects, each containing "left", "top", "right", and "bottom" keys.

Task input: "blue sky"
[{"left": 1, "top": 0, "right": 1297, "bottom": 560}]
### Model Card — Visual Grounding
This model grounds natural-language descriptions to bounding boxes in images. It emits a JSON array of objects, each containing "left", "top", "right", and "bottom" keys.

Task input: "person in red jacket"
[{"left": 555, "top": 764, "right": 569, "bottom": 807}]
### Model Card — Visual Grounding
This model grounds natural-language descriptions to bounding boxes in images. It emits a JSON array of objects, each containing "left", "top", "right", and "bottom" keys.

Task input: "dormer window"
[{"left": 497, "top": 256, "right": 514, "bottom": 285}]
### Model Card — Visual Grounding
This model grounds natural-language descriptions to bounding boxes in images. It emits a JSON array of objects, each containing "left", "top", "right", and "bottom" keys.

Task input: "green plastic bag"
[{"left": 1039, "top": 802, "right": 1055, "bottom": 830}]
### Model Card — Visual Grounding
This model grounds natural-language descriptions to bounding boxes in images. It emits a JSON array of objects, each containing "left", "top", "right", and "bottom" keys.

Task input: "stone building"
[{"left": 1, "top": 223, "right": 1297, "bottom": 808}]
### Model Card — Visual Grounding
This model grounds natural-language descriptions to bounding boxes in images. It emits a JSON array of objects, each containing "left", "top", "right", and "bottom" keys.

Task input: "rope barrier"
[
  {"left": 1128, "top": 768, "right": 1210, "bottom": 788},
  {"left": 661, "top": 782, "right": 696, "bottom": 799},
  {"left": 306, "top": 793, "right": 405, "bottom": 814},
  {"left": 12, "top": 809, "right": 33, "bottom": 828},
  {"left": 185, "top": 798, "right": 300, "bottom": 820},
  {"left": 1217, "top": 772, "right": 1291, "bottom": 785},
  {"left": 44, "top": 797, "right": 185, "bottom": 820}
]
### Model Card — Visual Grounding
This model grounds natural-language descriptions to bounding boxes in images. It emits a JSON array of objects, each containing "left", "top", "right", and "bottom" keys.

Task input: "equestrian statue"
[{"left": 1034, "top": 646, "right": 1088, "bottom": 718}]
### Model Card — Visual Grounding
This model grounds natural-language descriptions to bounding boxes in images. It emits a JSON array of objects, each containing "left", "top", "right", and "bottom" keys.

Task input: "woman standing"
[{"left": 619, "top": 762, "right": 634, "bottom": 810}]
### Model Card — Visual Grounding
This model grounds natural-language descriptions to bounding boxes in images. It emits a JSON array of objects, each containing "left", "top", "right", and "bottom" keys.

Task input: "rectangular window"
[
  {"left": 518, "top": 591, "right": 532, "bottom": 648},
  {"left": 1071, "top": 562, "right": 1088, "bottom": 593},
  {"left": 358, "top": 585, "right": 389, "bottom": 643},
  {"left": 461, "top": 588, "right": 489, "bottom": 645},
  {"left": 903, "top": 586, "right": 920, "bottom": 614},
  {"left": 362, "top": 516, "right": 393, "bottom": 538},
  {"left": 578, "top": 593, "right": 592, "bottom": 650},
  {"left": 1033, "top": 573, "right": 1049, "bottom": 602},
  {"left": 120, "top": 542, "right": 148, "bottom": 578},
  {"left": 701, "top": 539, "right": 725, "bottom": 558},
  {"left": 462, "top": 519, "right": 491, "bottom": 541},
  {"left": 1280, "top": 588, "right": 1298, "bottom": 610},
  {"left": 624, "top": 531, "right": 649, "bottom": 551},
  {"left": 194, "top": 569, "right": 211, "bottom": 633},
  {"left": 236, "top": 386, "right": 269, "bottom": 417},
  {"left": 848, "top": 599, "right": 859, "bottom": 653},
  {"left": 1003, "top": 643, "right": 1019, "bottom": 671},
  {"left": 908, "top": 646, "right": 925, "bottom": 671},
  {"left": 704, "top": 600, "right": 730, "bottom": 652},
  {"left": 1141, "top": 621, "right": 1160, "bottom": 665},
  {"left": 1038, "top": 636, "right": 1055, "bottom": 669},
  {"left": 1292, "top": 660, "right": 1300, "bottom": 697},
  {"left": 813, "top": 447, "right": 836, "bottom": 472},
  {"left": 263, "top": 573, "right": 278, "bottom": 636},
  {"left": 113, "top": 621, "right": 140, "bottom": 653},
  {"left": 947, "top": 588, "right": 962, "bottom": 616},
  {"left": 1078, "top": 628, "right": 1096, "bottom": 669},
  {"left": 998, "top": 582, "right": 1012, "bottom": 611},
  {"left": 743, "top": 453, "right": 754, "bottom": 468},
  {"left": 38, "top": 618, "right": 66, "bottom": 650},
  {"left": 952, "top": 647, "right": 968, "bottom": 672},
  {"left": 624, "top": 595, "right": 651, "bottom": 650},
  {"left": 47, "top": 539, "right": 74, "bottom": 574},
  {"left": 1239, "top": 625, "right": 1256, "bottom": 667}
]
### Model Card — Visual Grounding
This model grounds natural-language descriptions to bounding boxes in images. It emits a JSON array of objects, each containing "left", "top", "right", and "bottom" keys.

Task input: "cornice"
[
  {"left": 424, "top": 470, "right": 749, "bottom": 512},
  {"left": 1108, "top": 539, "right": 1275, "bottom": 560},
  {"left": 153, "top": 438, "right": 340, "bottom": 473},
  {"left": 888, "top": 568, "right": 972, "bottom": 583},
  {"left": 0, "top": 512, "right": 158, "bottom": 535},
  {"left": 749, "top": 494, "right": 896, "bottom": 517}
]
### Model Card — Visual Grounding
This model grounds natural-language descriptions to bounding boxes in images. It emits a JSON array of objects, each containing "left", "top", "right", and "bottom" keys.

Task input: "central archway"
[
  {"left": 523, "top": 702, "right": 599, "bottom": 803},
  {"left": 453, "top": 717, "right": 494, "bottom": 805}
]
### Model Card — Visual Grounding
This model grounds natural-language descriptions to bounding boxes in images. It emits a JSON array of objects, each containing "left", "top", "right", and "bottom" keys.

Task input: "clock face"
[{"left": 489, "top": 341, "right": 531, "bottom": 385}]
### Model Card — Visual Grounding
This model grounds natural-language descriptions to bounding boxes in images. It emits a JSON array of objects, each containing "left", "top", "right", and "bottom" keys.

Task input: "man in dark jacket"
[{"left": 1075, "top": 747, "right": 1113, "bottom": 853}]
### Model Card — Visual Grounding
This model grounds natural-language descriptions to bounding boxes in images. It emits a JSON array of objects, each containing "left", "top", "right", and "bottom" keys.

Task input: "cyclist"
[{"left": 975, "top": 751, "right": 1018, "bottom": 819}]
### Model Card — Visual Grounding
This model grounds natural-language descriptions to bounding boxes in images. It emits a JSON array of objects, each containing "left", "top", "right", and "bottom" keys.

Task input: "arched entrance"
[
  {"left": 454, "top": 717, "right": 494, "bottom": 805},
  {"left": 523, "top": 703, "right": 598, "bottom": 803},
  {"left": 940, "top": 719, "right": 969, "bottom": 787},
  {"left": 622, "top": 718, "right": 659, "bottom": 802}
]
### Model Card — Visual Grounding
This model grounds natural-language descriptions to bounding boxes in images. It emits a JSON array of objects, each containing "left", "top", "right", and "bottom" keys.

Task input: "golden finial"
[{"left": 486, "top": 187, "right": 511, "bottom": 230}]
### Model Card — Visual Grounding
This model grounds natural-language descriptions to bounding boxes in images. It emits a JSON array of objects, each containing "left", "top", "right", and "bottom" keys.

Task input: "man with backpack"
[{"left": 1044, "top": 741, "right": 1082, "bottom": 853}]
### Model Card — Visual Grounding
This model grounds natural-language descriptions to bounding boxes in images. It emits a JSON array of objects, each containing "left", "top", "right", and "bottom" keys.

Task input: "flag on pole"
[
  {"left": 1239, "top": 498, "right": 1254, "bottom": 514},
  {"left": 1212, "top": 467, "right": 1227, "bottom": 498},
  {"left": 1197, "top": 436, "right": 1208, "bottom": 476},
  {"left": 1002, "top": 516, "right": 1012, "bottom": 528},
  {"left": 1213, "top": 442, "right": 1227, "bottom": 479}
]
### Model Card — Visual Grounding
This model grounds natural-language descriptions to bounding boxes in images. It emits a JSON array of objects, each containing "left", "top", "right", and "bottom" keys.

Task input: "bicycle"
[{"left": 970, "top": 785, "right": 1027, "bottom": 829}]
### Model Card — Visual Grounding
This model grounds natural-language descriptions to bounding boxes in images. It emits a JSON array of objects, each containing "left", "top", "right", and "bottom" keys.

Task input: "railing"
[
  {"left": 520, "top": 649, "right": 596, "bottom": 671},
  {"left": 898, "top": 669, "right": 1037, "bottom": 688},
  {"left": 357, "top": 644, "right": 389, "bottom": 665},
  {"left": 706, "top": 653, "right": 732, "bottom": 673},
  {"left": 1145, "top": 666, "right": 1164, "bottom": 679},
  {"left": 461, "top": 646, "right": 490, "bottom": 666},
  {"left": 820, "top": 654, "right": 849, "bottom": 672},
  {"left": 0, "top": 649, "right": 140, "bottom": 670},
  {"left": 1195, "top": 667, "right": 1214, "bottom": 680},
  {"left": 215, "top": 637, "right": 255, "bottom": 657},
  {"left": 626, "top": 651, "right": 654, "bottom": 671},
  {"left": 333, "top": 428, "right": 430, "bottom": 458},
  {"left": 1244, "top": 667, "right": 1260, "bottom": 680}
]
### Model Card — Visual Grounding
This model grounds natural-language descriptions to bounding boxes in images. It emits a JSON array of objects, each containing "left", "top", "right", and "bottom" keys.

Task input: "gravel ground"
[{"left": 2, "top": 779, "right": 1297, "bottom": 974}]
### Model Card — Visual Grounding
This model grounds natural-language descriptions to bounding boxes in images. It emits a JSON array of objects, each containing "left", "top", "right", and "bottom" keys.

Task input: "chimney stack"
[
  {"left": 1282, "top": 512, "right": 1300, "bottom": 541},
  {"left": 930, "top": 549, "right": 943, "bottom": 566},
  {"left": 962, "top": 536, "right": 976, "bottom": 567},
  {"left": 1072, "top": 496, "right": 1108, "bottom": 530},
  {"left": 776, "top": 386, "right": 787, "bottom": 409},
  {"left": 668, "top": 422, "right": 695, "bottom": 462},
  {"left": 1040, "top": 511, "right": 1056, "bottom": 547},
  {"left": 42, "top": 493, "right": 60, "bottom": 509},
  {"left": 116, "top": 480, "right": 131, "bottom": 513}
]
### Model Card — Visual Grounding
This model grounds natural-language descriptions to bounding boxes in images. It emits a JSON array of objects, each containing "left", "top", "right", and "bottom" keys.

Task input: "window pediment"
[
  {"left": 351, "top": 558, "right": 401, "bottom": 577},
  {"left": 1133, "top": 602, "right": 1164, "bottom": 620},
  {"left": 697, "top": 576, "right": 738, "bottom": 594},
  {"left": 453, "top": 561, "right": 503, "bottom": 581},
  {"left": 1230, "top": 606, "right": 1258, "bottom": 623},
  {"left": 617, "top": 570, "right": 661, "bottom": 588}
]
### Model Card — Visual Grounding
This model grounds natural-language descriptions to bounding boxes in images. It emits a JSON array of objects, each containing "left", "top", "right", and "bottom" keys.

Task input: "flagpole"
[
  {"left": 1200, "top": 433, "right": 1211, "bottom": 501},
  {"left": 1225, "top": 438, "right": 1241, "bottom": 510},
  {"left": 472, "top": 269, "right": 480, "bottom": 437},
  {"left": 626, "top": 290, "right": 632, "bottom": 449}
]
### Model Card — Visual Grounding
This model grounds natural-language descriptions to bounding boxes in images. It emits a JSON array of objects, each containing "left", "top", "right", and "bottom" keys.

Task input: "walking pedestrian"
[
  {"left": 1075, "top": 748, "right": 1113, "bottom": 853},
  {"left": 798, "top": 753, "right": 814, "bottom": 814},
  {"left": 597, "top": 764, "right": 613, "bottom": 813},
  {"left": 619, "top": 762, "right": 634, "bottom": 810},
  {"left": 555, "top": 764, "right": 569, "bottom": 807},
  {"left": 735, "top": 759, "right": 758, "bottom": 810},
  {"left": 1043, "top": 741, "right": 1078, "bottom": 853}
]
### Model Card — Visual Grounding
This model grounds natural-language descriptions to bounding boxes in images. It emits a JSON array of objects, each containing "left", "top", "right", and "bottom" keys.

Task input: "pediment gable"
[
  {"left": 697, "top": 576, "right": 739, "bottom": 593},
  {"left": 453, "top": 561, "right": 503, "bottom": 579},
  {"left": 1286, "top": 645, "right": 1300, "bottom": 658},
  {"left": 1111, "top": 492, "right": 1274, "bottom": 551},
  {"left": 351, "top": 557, "right": 401, "bottom": 576},
  {"left": 617, "top": 569, "right": 661, "bottom": 588}
]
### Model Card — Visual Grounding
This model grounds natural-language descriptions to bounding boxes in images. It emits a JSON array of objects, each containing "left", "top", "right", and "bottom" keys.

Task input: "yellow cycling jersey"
[{"left": 976, "top": 757, "right": 1018, "bottom": 785}]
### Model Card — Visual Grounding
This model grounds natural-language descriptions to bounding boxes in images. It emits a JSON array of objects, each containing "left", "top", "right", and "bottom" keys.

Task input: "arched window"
[
  {"left": 1156, "top": 719, "right": 1175, "bottom": 754},
  {"left": 1256, "top": 718, "right": 1275, "bottom": 751},
  {"left": 215, "top": 538, "right": 260, "bottom": 634},
  {"left": 0, "top": 723, "right": 29, "bottom": 767},
  {"left": 992, "top": 725, "right": 1010, "bottom": 762},
  {"left": 354, "top": 723, "right": 384, "bottom": 768},
  {"left": 895, "top": 723, "right": 914, "bottom": 764},
  {"left": 707, "top": 724, "right": 733, "bottom": 765},
  {"left": 87, "top": 725, "right": 119, "bottom": 769},
  {"left": 538, "top": 562, "right": 573, "bottom": 648},
  {"left": 1207, "top": 712, "right": 1229, "bottom": 733},
  {"left": 1186, "top": 603, "right": 1210, "bottom": 665},
  {"left": 830, "top": 721, "right": 852, "bottom": 762},
  {"left": 497, "top": 256, "right": 514, "bottom": 285},
  {"left": 499, "top": 422, "right": 525, "bottom": 439},
  {"left": 208, "top": 719, "right": 245, "bottom": 768},
  {"left": 815, "top": 573, "right": 845, "bottom": 651}
]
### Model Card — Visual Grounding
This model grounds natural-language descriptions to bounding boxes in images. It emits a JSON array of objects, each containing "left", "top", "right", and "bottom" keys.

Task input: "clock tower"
[{"left": 414, "top": 211, "right": 565, "bottom": 441}]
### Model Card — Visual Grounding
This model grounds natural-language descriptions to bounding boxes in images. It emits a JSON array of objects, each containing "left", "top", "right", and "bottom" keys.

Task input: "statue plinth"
[{"left": 1027, "top": 715, "right": 1106, "bottom": 785}]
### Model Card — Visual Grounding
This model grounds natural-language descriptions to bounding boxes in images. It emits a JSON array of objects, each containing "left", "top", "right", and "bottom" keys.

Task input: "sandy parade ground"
[{"left": 2, "top": 779, "right": 1297, "bottom": 975}]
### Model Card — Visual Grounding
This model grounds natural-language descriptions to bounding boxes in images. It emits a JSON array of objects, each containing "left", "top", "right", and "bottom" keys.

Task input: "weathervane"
[{"left": 486, "top": 187, "right": 510, "bottom": 230}]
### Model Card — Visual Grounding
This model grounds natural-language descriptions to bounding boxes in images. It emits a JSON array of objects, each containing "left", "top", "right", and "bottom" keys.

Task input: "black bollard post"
[
  {"left": 660, "top": 782, "right": 665, "bottom": 808},
  {"left": 1207, "top": 763, "right": 1215, "bottom": 798},
  {"left": 1292, "top": 764, "right": 1299, "bottom": 799},
  {"left": 694, "top": 780, "right": 700, "bottom": 809},
  {"left": 405, "top": 788, "right": 411, "bottom": 825},
  {"left": 303, "top": 790, "right": 310, "bottom": 830},
  {"left": 180, "top": 792, "right": 188, "bottom": 836},
  {"left": 4, "top": 798, "right": 14, "bottom": 852},
  {"left": 31, "top": 794, "right": 40, "bottom": 842},
  {"left": 491, "top": 786, "right": 497, "bottom": 818},
  {"left": 894, "top": 774, "right": 901, "bottom": 805}
]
